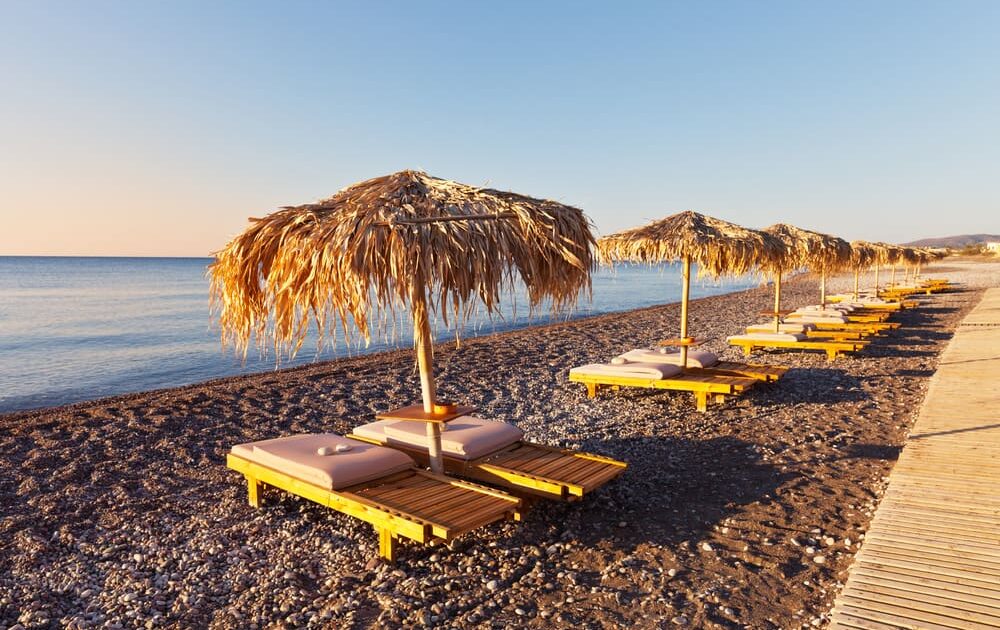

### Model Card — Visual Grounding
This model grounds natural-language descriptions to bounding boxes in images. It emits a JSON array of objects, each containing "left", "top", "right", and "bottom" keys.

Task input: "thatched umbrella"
[
  {"left": 854, "top": 241, "right": 894, "bottom": 295},
  {"left": 848, "top": 241, "right": 878, "bottom": 300},
  {"left": 597, "top": 211, "right": 787, "bottom": 366},
  {"left": 884, "top": 244, "right": 910, "bottom": 287},
  {"left": 210, "top": 170, "right": 594, "bottom": 473},
  {"left": 762, "top": 224, "right": 851, "bottom": 327}
]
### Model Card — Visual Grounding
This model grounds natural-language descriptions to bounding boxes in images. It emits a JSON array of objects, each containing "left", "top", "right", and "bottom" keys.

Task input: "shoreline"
[
  {"left": 5, "top": 259, "right": 989, "bottom": 419},
  {"left": 0, "top": 279, "right": 767, "bottom": 421},
  {"left": 1, "top": 262, "right": 996, "bottom": 629}
]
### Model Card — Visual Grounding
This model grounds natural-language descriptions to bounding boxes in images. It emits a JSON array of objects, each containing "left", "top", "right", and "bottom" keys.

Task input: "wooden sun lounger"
[
  {"left": 346, "top": 436, "right": 627, "bottom": 502},
  {"left": 747, "top": 325, "right": 869, "bottom": 341},
  {"left": 842, "top": 311, "right": 891, "bottom": 323},
  {"left": 685, "top": 361, "right": 789, "bottom": 382},
  {"left": 568, "top": 370, "right": 758, "bottom": 412},
  {"left": 227, "top": 454, "right": 521, "bottom": 561},
  {"left": 805, "top": 320, "right": 900, "bottom": 334},
  {"left": 729, "top": 337, "right": 869, "bottom": 361}
]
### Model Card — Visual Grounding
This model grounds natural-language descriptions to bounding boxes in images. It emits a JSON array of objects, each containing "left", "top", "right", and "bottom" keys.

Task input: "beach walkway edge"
[{"left": 830, "top": 287, "right": 1000, "bottom": 629}]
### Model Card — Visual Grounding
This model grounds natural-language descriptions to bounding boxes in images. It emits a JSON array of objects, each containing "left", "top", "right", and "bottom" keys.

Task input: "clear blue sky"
[{"left": 1, "top": 1, "right": 998, "bottom": 256}]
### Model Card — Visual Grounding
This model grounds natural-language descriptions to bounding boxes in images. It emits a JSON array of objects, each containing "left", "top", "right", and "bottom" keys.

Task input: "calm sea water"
[{"left": 0, "top": 257, "right": 758, "bottom": 413}]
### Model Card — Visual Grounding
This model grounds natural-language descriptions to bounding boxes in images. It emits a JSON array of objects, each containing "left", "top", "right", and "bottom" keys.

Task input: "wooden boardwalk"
[{"left": 830, "top": 288, "right": 1000, "bottom": 629}]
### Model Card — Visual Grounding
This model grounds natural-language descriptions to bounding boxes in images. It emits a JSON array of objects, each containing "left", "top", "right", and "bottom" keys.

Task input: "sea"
[{"left": 0, "top": 257, "right": 759, "bottom": 413}]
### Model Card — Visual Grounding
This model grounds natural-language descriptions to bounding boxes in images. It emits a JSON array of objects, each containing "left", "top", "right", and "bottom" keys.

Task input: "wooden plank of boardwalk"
[{"left": 831, "top": 287, "right": 1000, "bottom": 630}]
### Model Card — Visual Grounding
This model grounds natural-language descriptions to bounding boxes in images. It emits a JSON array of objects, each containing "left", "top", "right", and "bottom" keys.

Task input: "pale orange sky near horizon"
[{"left": 3, "top": 2, "right": 998, "bottom": 257}]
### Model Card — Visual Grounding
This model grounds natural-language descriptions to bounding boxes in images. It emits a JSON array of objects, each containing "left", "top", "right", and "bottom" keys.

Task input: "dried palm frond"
[
  {"left": 849, "top": 241, "right": 878, "bottom": 269},
  {"left": 852, "top": 241, "right": 895, "bottom": 266},
  {"left": 596, "top": 210, "right": 787, "bottom": 277},
  {"left": 763, "top": 223, "right": 852, "bottom": 273},
  {"left": 209, "top": 170, "right": 595, "bottom": 359}
]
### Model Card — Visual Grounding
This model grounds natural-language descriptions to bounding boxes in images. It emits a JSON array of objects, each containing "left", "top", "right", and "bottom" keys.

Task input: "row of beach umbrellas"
[{"left": 209, "top": 171, "right": 940, "bottom": 472}]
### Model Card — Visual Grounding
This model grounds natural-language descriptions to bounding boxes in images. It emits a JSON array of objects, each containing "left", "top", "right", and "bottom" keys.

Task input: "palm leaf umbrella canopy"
[
  {"left": 597, "top": 210, "right": 787, "bottom": 366},
  {"left": 210, "top": 170, "right": 595, "bottom": 472},
  {"left": 762, "top": 224, "right": 852, "bottom": 324},
  {"left": 848, "top": 241, "right": 878, "bottom": 299},
  {"left": 852, "top": 241, "right": 894, "bottom": 295},
  {"left": 884, "top": 244, "right": 910, "bottom": 287}
]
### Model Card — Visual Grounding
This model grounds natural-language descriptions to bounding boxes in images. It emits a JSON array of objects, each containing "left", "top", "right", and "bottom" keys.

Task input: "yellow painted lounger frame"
[
  {"left": 729, "top": 337, "right": 869, "bottom": 361},
  {"left": 804, "top": 320, "right": 900, "bottom": 334},
  {"left": 746, "top": 325, "right": 870, "bottom": 341},
  {"left": 568, "top": 370, "right": 758, "bottom": 412},
  {"left": 347, "top": 436, "right": 627, "bottom": 502},
  {"left": 227, "top": 453, "right": 521, "bottom": 561}
]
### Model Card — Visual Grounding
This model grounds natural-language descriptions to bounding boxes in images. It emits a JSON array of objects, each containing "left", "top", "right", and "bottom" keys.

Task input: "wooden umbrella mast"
[
  {"left": 409, "top": 274, "right": 444, "bottom": 472},
  {"left": 679, "top": 255, "right": 691, "bottom": 367},
  {"left": 773, "top": 271, "right": 782, "bottom": 333}
]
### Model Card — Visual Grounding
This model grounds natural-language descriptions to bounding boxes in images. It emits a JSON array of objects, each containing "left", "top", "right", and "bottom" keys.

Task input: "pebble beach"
[{"left": 2, "top": 259, "right": 998, "bottom": 630}]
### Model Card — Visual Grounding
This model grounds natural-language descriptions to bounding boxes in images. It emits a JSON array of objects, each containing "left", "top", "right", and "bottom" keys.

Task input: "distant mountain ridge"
[{"left": 903, "top": 233, "right": 1000, "bottom": 247}]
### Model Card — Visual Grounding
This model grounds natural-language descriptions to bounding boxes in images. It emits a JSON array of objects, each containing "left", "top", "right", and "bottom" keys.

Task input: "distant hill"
[{"left": 903, "top": 234, "right": 1000, "bottom": 248}]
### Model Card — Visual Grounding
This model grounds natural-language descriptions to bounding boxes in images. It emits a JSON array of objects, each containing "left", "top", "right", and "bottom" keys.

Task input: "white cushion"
[
  {"left": 613, "top": 348, "right": 719, "bottom": 369},
  {"left": 570, "top": 362, "right": 683, "bottom": 380},
  {"left": 380, "top": 416, "right": 524, "bottom": 461},
  {"left": 350, "top": 419, "right": 392, "bottom": 443},
  {"left": 230, "top": 433, "right": 413, "bottom": 490},
  {"left": 728, "top": 332, "right": 807, "bottom": 343},
  {"left": 801, "top": 304, "right": 853, "bottom": 312},
  {"left": 747, "top": 322, "right": 816, "bottom": 334},
  {"left": 786, "top": 312, "right": 849, "bottom": 324}
]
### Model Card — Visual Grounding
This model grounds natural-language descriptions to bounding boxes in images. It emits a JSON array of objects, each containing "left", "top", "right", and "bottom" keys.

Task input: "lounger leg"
[
  {"left": 742, "top": 345, "right": 752, "bottom": 357},
  {"left": 826, "top": 349, "right": 837, "bottom": 361},
  {"left": 695, "top": 391, "right": 708, "bottom": 413},
  {"left": 715, "top": 394, "right": 726, "bottom": 404},
  {"left": 585, "top": 383, "right": 597, "bottom": 399},
  {"left": 378, "top": 527, "right": 396, "bottom": 563},
  {"left": 246, "top": 476, "right": 263, "bottom": 508}
]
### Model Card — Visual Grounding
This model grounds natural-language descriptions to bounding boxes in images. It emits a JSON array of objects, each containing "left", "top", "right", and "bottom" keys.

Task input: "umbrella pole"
[
  {"left": 411, "top": 282, "right": 443, "bottom": 474},
  {"left": 874, "top": 263, "right": 880, "bottom": 295},
  {"left": 820, "top": 269, "right": 827, "bottom": 309},
  {"left": 773, "top": 271, "right": 782, "bottom": 333},
  {"left": 891, "top": 265, "right": 896, "bottom": 287},
  {"left": 853, "top": 269, "right": 860, "bottom": 301},
  {"left": 679, "top": 255, "right": 691, "bottom": 368}
]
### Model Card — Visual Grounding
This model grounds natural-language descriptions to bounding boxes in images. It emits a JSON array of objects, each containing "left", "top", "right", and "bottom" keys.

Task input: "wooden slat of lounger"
[
  {"left": 518, "top": 450, "right": 617, "bottom": 484},
  {"left": 476, "top": 442, "right": 625, "bottom": 496},
  {"left": 358, "top": 480, "right": 443, "bottom": 507},
  {"left": 402, "top": 490, "right": 486, "bottom": 522},
  {"left": 429, "top": 491, "right": 508, "bottom": 523},
  {"left": 378, "top": 483, "right": 470, "bottom": 514},
  {"left": 525, "top": 452, "right": 611, "bottom": 483},
  {"left": 351, "top": 475, "right": 516, "bottom": 539},
  {"left": 448, "top": 495, "right": 522, "bottom": 531},
  {"left": 514, "top": 450, "right": 574, "bottom": 475},
  {"left": 352, "top": 476, "right": 447, "bottom": 508},
  {"left": 524, "top": 453, "right": 595, "bottom": 480},
  {"left": 486, "top": 444, "right": 561, "bottom": 471},
  {"left": 573, "top": 461, "right": 630, "bottom": 490},
  {"left": 360, "top": 475, "right": 438, "bottom": 498}
]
